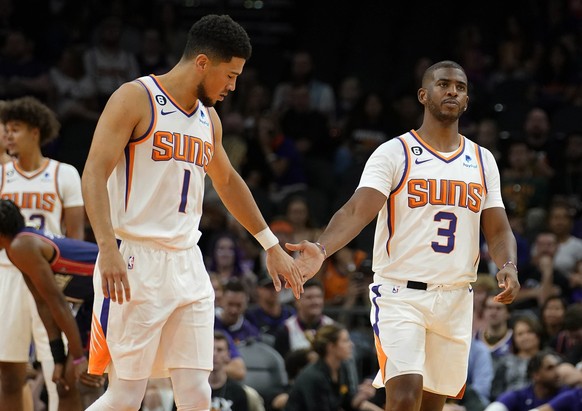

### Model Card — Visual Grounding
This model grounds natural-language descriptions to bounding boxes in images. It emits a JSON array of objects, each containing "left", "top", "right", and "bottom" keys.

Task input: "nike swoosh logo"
[
  {"left": 415, "top": 158, "right": 433, "bottom": 165},
  {"left": 161, "top": 109, "right": 176, "bottom": 115}
]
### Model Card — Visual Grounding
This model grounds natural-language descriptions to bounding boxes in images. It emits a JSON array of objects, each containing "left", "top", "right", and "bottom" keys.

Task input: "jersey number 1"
[{"left": 178, "top": 169, "right": 191, "bottom": 213}]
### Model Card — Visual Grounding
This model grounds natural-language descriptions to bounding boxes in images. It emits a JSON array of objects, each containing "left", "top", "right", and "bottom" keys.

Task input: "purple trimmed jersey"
[{"left": 15, "top": 227, "right": 97, "bottom": 302}]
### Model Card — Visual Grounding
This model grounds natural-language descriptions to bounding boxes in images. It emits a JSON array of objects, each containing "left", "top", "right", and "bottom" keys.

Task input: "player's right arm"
[
  {"left": 8, "top": 236, "right": 85, "bottom": 360},
  {"left": 82, "top": 81, "right": 148, "bottom": 304},
  {"left": 287, "top": 187, "right": 387, "bottom": 282}
]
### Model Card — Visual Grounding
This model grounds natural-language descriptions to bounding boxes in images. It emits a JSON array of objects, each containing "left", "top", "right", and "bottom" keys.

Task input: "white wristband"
[{"left": 254, "top": 228, "right": 279, "bottom": 250}]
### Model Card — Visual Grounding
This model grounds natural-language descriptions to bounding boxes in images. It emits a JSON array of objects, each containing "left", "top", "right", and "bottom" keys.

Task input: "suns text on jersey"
[
  {"left": 407, "top": 178, "right": 484, "bottom": 213},
  {"left": 1, "top": 192, "right": 57, "bottom": 211},
  {"left": 151, "top": 131, "right": 214, "bottom": 171}
]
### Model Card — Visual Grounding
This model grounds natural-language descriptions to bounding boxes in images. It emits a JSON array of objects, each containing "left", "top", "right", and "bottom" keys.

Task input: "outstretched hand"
[
  {"left": 285, "top": 241, "right": 326, "bottom": 283},
  {"left": 265, "top": 245, "right": 304, "bottom": 299}
]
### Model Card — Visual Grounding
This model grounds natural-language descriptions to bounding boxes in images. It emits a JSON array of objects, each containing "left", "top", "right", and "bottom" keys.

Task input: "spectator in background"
[
  {"left": 333, "top": 75, "right": 362, "bottom": 132},
  {"left": 215, "top": 280, "right": 261, "bottom": 345},
  {"left": 485, "top": 350, "right": 567, "bottom": 410},
  {"left": 500, "top": 139, "right": 550, "bottom": 236},
  {"left": 491, "top": 315, "right": 545, "bottom": 400},
  {"left": 272, "top": 50, "right": 335, "bottom": 120},
  {"left": 466, "top": 338, "right": 495, "bottom": 409},
  {"left": 562, "top": 303, "right": 582, "bottom": 368},
  {"left": 239, "top": 83, "right": 271, "bottom": 134},
  {"left": 532, "top": 386, "right": 582, "bottom": 411},
  {"left": 570, "top": 259, "right": 582, "bottom": 303},
  {"left": 284, "top": 195, "right": 322, "bottom": 244},
  {"left": 155, "top": 1, "right": 188, "bottom": 64},
  {"left": 245, "top": 273, "right": 296, "bottom": 346},
  {"left": 539, "top": 296, "right": 569, "bottom": 353},
  {"left": 209, "top": 331, "right": 249, "bottom": 411},
  {"left": 279, "top": 83, "right": 332, "bottom": 162},
  {"left": 445, "top": 338, "right": 495, "bottom": 411},
  {"left": 473, "top": 118, "right": 503, "bottom": 165},
  {"left": 285, "top": 323, "right": 382, "bottom": 411},
  {"left": 206, "top": 231, "right": 257, "bottom": 298},
  {"left": 0, "top": 30, "right": 52, "bottom": 103},
  {"left": 513, "top": 231, "right": 569, "bottom": 311},
  {"left": 270, "top": 348, "right": 317, "bottom": 411},
  {"left": 49, "top": 45, "right": 100, "bottom": 122},
  {"left": 551, "top": 132, "right": 582, "bottom": 206},
  {"left": 546, "top": 202, "right": 582, "bottom": 277},
  {"left": 533, "top": 42, "right": 579, "bottom": 113},
  {"left": 318, "top": 241, "right": 368, "bottom": 307},
  {"left": 210, "top": 273, "right": 225, "bottom": 316},
  {"left": 520, "top": 107, "right": 561, "bottom": 177},
  {"left": 83, "top": 16, "right": 139, "bottom": 108},
  {"left": 273, "top": 279, "right": 334, "bottom": 358},
  {"left": 472, "top": 274, "right": 499, "bottom": 336},
  {"left": 136, "top": 28, "right": 173, "bottom": 76},
  {"left": 335, "top": 92, "right": 397, "bottom": 178},
  {"left": 476, "top": 296, "right": 514, "bottom": 367},
  {"left": 241, "top": 112, "right": 307, "bottom": 200}
]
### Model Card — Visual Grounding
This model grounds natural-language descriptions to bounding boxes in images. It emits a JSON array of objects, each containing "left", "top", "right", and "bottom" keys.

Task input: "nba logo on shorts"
[
  {"left": 392, "top": 285, "right": 400, "bottom": 294},
  {"left": 128, "top": 256, "right": 135, "bottom": 270}
]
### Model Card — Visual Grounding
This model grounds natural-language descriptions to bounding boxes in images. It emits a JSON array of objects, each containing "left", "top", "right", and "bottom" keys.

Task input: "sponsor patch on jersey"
[
  {"left": 463, "top": 154, "right": 477, "bottom": 169},
  {"left": 199, "top": 110, "right": 209, "bottom": 126},
  {"left": 411, "top": 146, "right": 423, "bottom": 156}
]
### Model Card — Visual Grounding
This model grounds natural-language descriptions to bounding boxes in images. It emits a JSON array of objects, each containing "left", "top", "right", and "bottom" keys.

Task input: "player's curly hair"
[
  {"left": 0, "top": 199, "right": 25, "bottom": 237},
  {"left": 311, "top": 323, "right": 346, "bottom": 358},
  {"left": 183, "top": 14, "right": 252, "bottom": 62},
  {"left": 0, "top": 96, "right": 60, "bottom": 146}
]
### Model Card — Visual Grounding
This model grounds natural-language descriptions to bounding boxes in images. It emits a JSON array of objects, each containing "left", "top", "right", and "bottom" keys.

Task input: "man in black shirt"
[{"left": 209, "top": 332, "right": 249, "bottom": 411}]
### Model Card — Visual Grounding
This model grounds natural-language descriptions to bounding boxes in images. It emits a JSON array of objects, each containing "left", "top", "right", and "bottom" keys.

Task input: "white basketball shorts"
[
  {"left": 88, "top": 240, "right": 215, "bottom": 380},
  {"left": 369, "top": 279, "right": 473, "bottom": 397}
]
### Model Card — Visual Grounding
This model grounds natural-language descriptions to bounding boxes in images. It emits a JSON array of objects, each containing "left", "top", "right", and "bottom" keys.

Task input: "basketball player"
[
  {"left": 289, "top": 61, "right": 520, "bottom": 411},
  {"left": 0, "top": 199, "right": 99, "bottom": 408},
  {"left": 81, "top": 15, "right": 303, "bottom": 411},
  {"left": 0, "top": 104, "right": 10, "bottom": 164},
  {"left": 0, "top": 97, "right": 85, "bottom": 411}
]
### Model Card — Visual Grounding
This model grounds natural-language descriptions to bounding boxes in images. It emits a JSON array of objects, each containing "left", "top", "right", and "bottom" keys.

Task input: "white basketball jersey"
[
  {"left": 2, "top": 159, "right": 67, "bottom": 234},
  {"left": 107, "top": 75, "right": 214, "bottom": 249},
  {"left": 0, "top": 158, "right": 83, "bottom": 266},
  {"left": 358, "top": 130, "right": 504, "bottom": 285}
]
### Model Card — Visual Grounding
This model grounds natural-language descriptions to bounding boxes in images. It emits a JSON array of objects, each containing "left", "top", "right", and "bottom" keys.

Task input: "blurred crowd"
[{"left": 2, "top": 0, "right": 582, "bottom": 410}]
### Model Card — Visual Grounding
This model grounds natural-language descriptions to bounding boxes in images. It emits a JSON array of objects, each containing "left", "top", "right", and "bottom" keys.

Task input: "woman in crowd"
[{"left": 285, "top": 323, "right": 382, "bottom": 411}]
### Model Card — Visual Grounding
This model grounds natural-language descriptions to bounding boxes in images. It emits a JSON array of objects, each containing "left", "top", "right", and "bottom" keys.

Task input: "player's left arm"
[
  {"left": 480, "top": 149, "right": 519, "bottom": 304},
  {"left": 206, "top": 108, "right": 302, "bottom": 298},
  {"left": 59, "top": 163, "right": 85, "bottom": 240},
  {"left": 481, "top": 207, "right": 520, "bottom": 304}
]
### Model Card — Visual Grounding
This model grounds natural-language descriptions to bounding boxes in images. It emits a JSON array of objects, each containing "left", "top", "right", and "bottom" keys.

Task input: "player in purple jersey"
[{"left": 0, "top": 199, "right": 98, "bottom": 409}]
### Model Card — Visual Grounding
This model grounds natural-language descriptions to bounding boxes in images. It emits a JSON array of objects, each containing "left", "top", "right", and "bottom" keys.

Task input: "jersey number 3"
[{"left": 431, "top": 211, "right": 457, "bottom": 253}]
